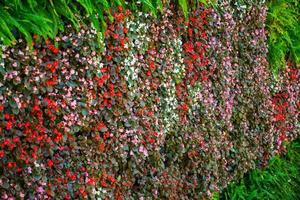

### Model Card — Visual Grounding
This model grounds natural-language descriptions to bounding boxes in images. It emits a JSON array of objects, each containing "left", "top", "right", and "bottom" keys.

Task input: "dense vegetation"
[
  {"left": 0, "top": 0, "right": 209, "bottom": 46},
  {"left": 267, "top": 0, "right": 300, "bottom": 76},
  {"left": 218, "top": 139, "right": 300, "bottom": 200},
  {"left": 0, "top": 0, "right": 299, "bottom": 199}
]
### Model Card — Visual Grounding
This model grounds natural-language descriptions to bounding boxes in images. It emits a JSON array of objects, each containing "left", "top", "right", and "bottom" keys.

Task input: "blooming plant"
[{"left": 0, "top": 2, "right": 299, "bottom": 200}]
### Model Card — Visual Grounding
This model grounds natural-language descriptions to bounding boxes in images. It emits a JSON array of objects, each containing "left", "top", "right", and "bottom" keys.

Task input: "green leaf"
[
  {"left": 156, "top": 0, "right": 163, "bottom": 12},
  {"left": 140, "top": 0, "right": 157, "bottom": 17},
  {"left": 81, "top": 109, "right": 89, "bottom": 116},
  {"left": 178, "top": 0, "right": 189, "bottom": 19}
]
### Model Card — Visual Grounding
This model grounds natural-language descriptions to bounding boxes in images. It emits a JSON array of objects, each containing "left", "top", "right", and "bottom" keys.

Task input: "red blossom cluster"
[
  {"left": 272, "top": 67, "right": 300, "bottom": 153},
  {"left": 176, "top": 8, "right": 211, "bottom": 123},
  {"left": 272, "top": 92, "right": 289, "bottom": 152}
]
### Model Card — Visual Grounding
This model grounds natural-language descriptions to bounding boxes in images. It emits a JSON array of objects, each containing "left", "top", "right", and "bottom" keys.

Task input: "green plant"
[
  {"left": 0, "top": 0, "right": 112, "bottom": 46},
  {"left": 0, "top": 0, "right": 166, "bottom": 47},
  {"left": 0, "top": 0, "right": 220, "bottom": 47},
  {"left": 176, "top": 0, "right": 217, "bottom": 19},
  {"left": 267, "top": 0, "right": 300, "bottom": 77},
  {"left": 219, "top": 140, "right": 300, "bottom": 200}
]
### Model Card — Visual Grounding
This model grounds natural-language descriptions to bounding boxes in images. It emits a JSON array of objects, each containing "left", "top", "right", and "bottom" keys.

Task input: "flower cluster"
[
  {"left": 271, "top": 63, "right": 300, "bottom": 155},
  {"left": 0, "top": 2, "right": 299, "bottom": 199}
]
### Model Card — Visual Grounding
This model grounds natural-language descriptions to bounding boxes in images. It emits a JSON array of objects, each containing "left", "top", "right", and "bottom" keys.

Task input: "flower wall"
[{"left": 0, "top": 2, "right": 299, "bottom": 199}]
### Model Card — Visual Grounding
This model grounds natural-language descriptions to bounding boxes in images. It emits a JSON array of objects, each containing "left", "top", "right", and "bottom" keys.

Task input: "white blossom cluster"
[
  {"left": 160, "top": 79, "right": 180, "bottom": 133},
  {"left": 122, "top": 15, "right": 151, "bottom": 89},
  {"left": 170, "top": 37, "right": 186, "bottom": 81},
  {"left": 159, "top": 37, "right": 186, "bottom": 133},
  {"left": 92, "top": 187, "right": 111, "bottom": 200}
]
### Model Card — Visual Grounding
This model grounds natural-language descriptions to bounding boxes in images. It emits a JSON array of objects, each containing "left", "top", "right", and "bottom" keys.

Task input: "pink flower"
[
  {"left": 37, "top": 186, "right": 44, "bottom": 194},
  {"left": 139, "top": 146, "right": 148, "bottom": 157},
  {"left": 19, "top": 192, "right": 25, "bottom": 198}
]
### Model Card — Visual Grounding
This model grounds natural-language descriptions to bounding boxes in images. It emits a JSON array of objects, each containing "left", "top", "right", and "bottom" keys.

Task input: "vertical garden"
[{"left": 0, "top": 0, "right": 299, "bottom": 199}]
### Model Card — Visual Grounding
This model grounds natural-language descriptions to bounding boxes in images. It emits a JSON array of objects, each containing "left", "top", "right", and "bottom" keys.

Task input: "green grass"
[{"left": 218, "top": 139, "right": 300, "bottom": 200}]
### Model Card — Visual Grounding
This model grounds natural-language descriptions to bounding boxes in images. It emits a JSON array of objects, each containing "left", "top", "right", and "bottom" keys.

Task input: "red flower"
[
  {"left": 101, "top": 180, "right": 107, "bottom": 187},
  {"left": 53, "top": 129, "right": 63, "bottom": 143},
  {"left": 7, "top": 162, "right": 16, "bottom": 169},
  {"left": 100, "top": 66, "right": 108, "bottom": 73},
  {"left": 188, "top": 28, "right": 193, "bottom": 37},
  {"left": 99, "top": 142, "right": 105, "bottom": 152},
  {"left": 191, "top": 53, "right": 199, "bottom": 61},
  {"left": 146, "top": 70, "right": 152, "bottom": 76},
  {"left": 46, "top": 75, "right": 58, "bottom": 87},
  {"left": 177, "top": 17, "right": 184, "bottom": 24},
  {"left": 189, "top": 17, "right": 196, "bottom": 23},
  {"left": 274, "top": 113, "right": 285, "bottom": 122},
  {"left": 46, "top": 62, "right": 58, "bottom": 73},
  {"left": 201, "top": 11, "right": 208, "bottom": 19},
  {"left": 190, "top": 75, "right": 199, "bottom": 86},
  {"left": 125, "top": 10, "right": 131, "bottom": 17},
  {"left": 78, "top": 187, "right": 85, "bottom": 194},
  {"left": 2, "top": 139, "right": 11, "bottom": 148},
  {"left": 49, "top": 45, "right": 59, "bottom": 54},
  {"left": 104, "top": 131, "right": 110, "bottom": 140},
  {"left": 112, "top": 33, "right": 119, "bottom": 39},
  {"left": 53, "top": 61, "right": 59, "bottom": 67},
  {"left": 47, "top": 159, "right": 54, "bottom": 168},
  {"left": 179, "top": 103, "right": 189, "bottom": 112},
  {"left": 149, "top": 61, "right": 156, "bottom": 70},
  {"left": 185, "top": 59, "right": 194, "bottom": 72},
  {"left": 183, "top": 42, "right": 194, "bottom": 54},
  {"left": 46, "top": 63, "right": 52, "bottom": 69},
  {"left": 118, "top": 6, "right": 123, "bottom": 12},
  {"left": 148, "top": 138, "right": 155, "bottom": 144},
  {"left": 107, "top": 175, "right": 116, "bottom": 184},
  {"left": 279, "top": 132, "right": 286, "bottom": 141},
  {"left": 102, "top": 74, "right": 110, "bottom": 80},
  {"left": 96, "top": 122, "right": 107, "bottom": 131},
  {"left": 201, "top": 70, "right": 209, "bottom": 81},
  {"left": 6, "top": 121, "right": 13, "bottom": 130},
  {"left": 80, "top": 166, "right": 86, "bottom": 172},
  {"left": 123, "top": 27, "right": 128, "bottom": 34},
  {"left": 120, "top": 38, "right": 126, "bottom": 47},
  {"left": 289, "top": 68, "right": 298, "bottom": 81},
  {"left": 12, "top": 137, "right": 20, "bottom": 143},
  {"left": 114, "top": 12, "right": 124, "bottom": 22},
  {"left": 4, "top": 113, "right": 10, "bottom": 120},
  {"left": 0, "top": 104, "right": 4, "bottom": 112},
  {"left": 32, "top": 152, "right": 37, "bottom": 160},
  {"left": 87, "top": 177, "right": 96, "bottom": 186},
  {"left": 106, "top": 55, "right": 113, "bottom": 61},
  {"left": 0, "top": 150, "right": 4, "bottom": 158},
  {"left": 52, "top": 49, "right": 59, "bottom": 54}
]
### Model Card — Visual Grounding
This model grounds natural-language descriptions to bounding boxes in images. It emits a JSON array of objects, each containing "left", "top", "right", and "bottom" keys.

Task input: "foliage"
[
  {"left": 0, "top": 0, "right": 299, "bottom": 199},
  {"left": 0, "top": 0, "right": 220, "bottom": 47},
  {"left": 267, "top": 0, "right": 300, "bottom": 76},
  {"left": 219, "top": 139, "right": 300, "bottom": 200},
  {"left": 0, "top": 0, "right": 117, "bottom": 46},
  {"left": 0, "top": 0, "right": 164, "bottom": 47}
]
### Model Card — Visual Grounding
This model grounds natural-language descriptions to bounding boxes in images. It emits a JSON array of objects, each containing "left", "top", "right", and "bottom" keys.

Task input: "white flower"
[{"left": 34, "top": 161, "right": 40, "bottom": 168}]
